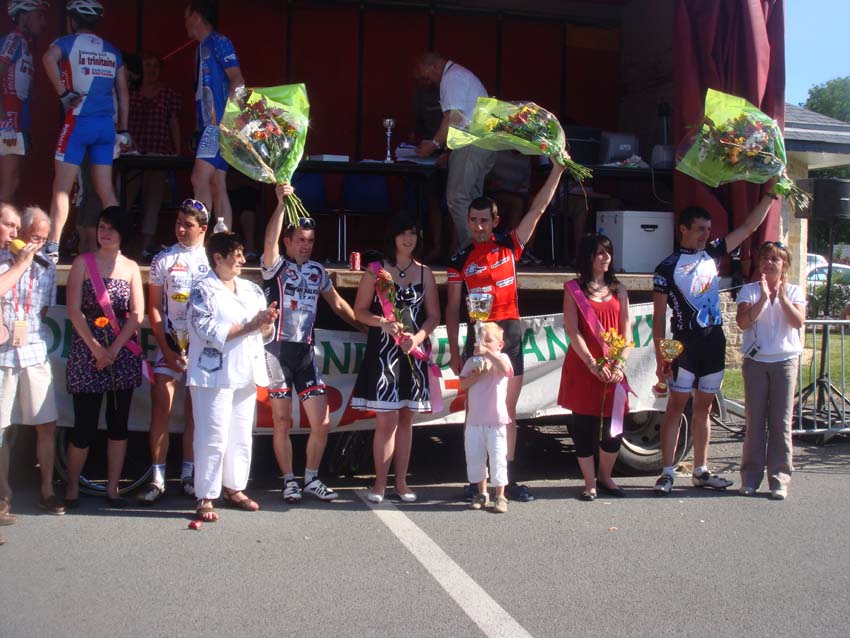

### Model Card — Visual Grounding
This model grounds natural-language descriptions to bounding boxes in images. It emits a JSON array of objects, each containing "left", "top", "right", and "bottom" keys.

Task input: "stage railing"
[{"left": 794, "top": 319, "right": 850, "bottom": 437}]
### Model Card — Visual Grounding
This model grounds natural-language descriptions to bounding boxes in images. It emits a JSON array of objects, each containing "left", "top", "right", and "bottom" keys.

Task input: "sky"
[{"left": 784, "top": 0, "right": 850, "bottom": 106}]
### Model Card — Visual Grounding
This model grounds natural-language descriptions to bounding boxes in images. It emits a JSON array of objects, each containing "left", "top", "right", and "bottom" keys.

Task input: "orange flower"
[{"left": 94, "top": 316, "right": 109, "bottom": 329}]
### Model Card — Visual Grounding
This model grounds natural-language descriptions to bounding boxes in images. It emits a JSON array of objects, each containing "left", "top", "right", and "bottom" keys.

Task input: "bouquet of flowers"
[
  {"left": 219, "top": 83, "right": 310, "bottom": 225},
  {"left": 597, "top": 328, "right": 632, "bottom": 373},
  {"left": 447, "top": 97, "right": 592, "bottom": 181},
  {"left": 677, "top": 89, "right": 812, "bottom": 214},
  {"left": 374, "top": 268, "right": 414, "bottom": 366},
  {"left": 597, "top": 328, "right": 633, "bottom": 437}
]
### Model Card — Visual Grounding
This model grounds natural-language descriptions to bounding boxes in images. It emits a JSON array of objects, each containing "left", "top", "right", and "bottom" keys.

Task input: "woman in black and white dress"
[{"left": 351, "top": 214, "right": 439, "bottom": 503}]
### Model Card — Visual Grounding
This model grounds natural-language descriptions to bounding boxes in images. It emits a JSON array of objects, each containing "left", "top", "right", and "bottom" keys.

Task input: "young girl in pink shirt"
[{"left": 460, "top": 322, "right": 513, "bottom": 513}]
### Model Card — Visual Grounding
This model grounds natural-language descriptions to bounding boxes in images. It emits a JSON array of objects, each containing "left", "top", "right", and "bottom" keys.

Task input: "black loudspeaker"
[{"left": 796, "top": 178, "right": 850, "bottom": 220}]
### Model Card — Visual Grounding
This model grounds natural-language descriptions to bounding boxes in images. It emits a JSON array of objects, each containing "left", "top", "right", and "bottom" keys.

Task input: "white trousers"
[
  {"left": 465, "top": 424, "right": 508, "bottom": 487},
  {"left": 190, "top": 384, "right": 257, "bottom": 500}
]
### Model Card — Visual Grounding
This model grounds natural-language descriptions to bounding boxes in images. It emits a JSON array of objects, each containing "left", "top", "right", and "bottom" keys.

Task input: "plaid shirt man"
[{"left": 0, "top": 250, "right": 57, "bottom": 369}]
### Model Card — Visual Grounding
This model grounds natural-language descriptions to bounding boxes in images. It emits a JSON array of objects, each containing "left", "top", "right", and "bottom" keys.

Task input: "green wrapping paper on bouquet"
[
  {"left": 676, "top": 89, "right": 812, "bottom": 214},
  {"left": 446, "top": 97, "right": 592, "bottom": 181},
  {"left": 219, "top": 83, "right": 311, "bottom": 224}
]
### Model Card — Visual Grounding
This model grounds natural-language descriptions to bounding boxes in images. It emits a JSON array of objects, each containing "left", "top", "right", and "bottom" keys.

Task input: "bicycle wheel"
[
  {"left": 710, "top": 391, "right": 746, "bottom": 435},
  {"left": 54, "top": 428, "right": 152, "bottom": 496}
]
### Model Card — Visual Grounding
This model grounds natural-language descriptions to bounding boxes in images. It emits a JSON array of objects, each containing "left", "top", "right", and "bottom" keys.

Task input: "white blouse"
[
  {"left": 737, "top": 281, "right": 806, "bottom": 363},
  {"left": 187, "top": 271, "right": 270, "bottom": 389}
]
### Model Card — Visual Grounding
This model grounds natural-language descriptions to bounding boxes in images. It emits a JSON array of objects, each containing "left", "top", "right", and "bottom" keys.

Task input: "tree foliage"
[{"left": 804, "top": 76, "right": 850, "bottom": 123}]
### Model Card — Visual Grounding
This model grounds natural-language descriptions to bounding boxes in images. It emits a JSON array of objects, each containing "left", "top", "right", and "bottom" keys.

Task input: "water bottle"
[{"left": 213, "top": 217, "right": 228, "bottom": 233}]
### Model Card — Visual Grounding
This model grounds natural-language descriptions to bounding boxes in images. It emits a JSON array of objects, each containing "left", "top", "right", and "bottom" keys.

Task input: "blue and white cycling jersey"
[
  {"left": 0, "top": 28, "right": 35, "bottom": 132},
  {"left": 195, "top": 31, "right": 239, "bottom": 128},
  {"left": 52, "top": 32, "right": 122, "bottom": 119}
]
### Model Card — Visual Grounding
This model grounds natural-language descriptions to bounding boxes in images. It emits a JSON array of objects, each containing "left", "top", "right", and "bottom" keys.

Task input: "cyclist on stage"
[
  {"left": 0, "top": 1, "right": 48, "bottom": 202},
  {"left": 184, "top": 0, "right": 244, "bottom": 230},
  {"left": 42, "top": 0, "right": 129, "bottom": 262},
  {"left": 652, "top": 185, "right": 777, "bottom": 495},
  {"left": 446, "top": 159, "right": 566, "bottom": 503},
  {"left": 137, "top": 199, "right": 210, "bottom": 504},
  {"left": 262, "top": 184, "right": 360, "bottom": 503}
]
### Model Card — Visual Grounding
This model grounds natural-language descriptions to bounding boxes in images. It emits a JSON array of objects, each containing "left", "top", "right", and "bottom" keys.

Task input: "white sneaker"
[
  {"left": 303, "top": 478, "right": 338, "bottom": 501},
  {"left": 769, "top": 487, "right": 787, "bottom": 501},
  {"left": 181, "top": 476, "right": 195, "bottom": 498},
  {"left": 692, "top": 470, "right": 733, "bottom": 490},
  {"left": 283, "top": 480, "right": 302, "bottom": 503}
]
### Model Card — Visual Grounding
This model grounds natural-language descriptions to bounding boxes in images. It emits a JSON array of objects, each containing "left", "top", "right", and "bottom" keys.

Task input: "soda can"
[{"left": 349, "top": 251, "right": 361, "bottom": 271}]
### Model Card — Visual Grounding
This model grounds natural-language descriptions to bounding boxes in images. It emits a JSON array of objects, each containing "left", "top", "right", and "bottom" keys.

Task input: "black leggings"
[
  {"left": 567, "top": 413, "right": 623, "bottom": 458},
  {"left": 69, "top": 390, "right": 134, "bottom": 449}
]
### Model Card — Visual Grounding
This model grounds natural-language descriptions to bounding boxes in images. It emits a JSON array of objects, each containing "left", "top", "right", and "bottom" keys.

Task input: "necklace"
[{"left": 396, "top": 259, "right": 414, "bottom": 279}]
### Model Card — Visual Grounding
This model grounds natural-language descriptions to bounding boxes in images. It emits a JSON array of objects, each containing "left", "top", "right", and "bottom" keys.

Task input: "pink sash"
[
  {"left": 369, "top": 261, "right": 443, "bottom": 413},
  {"left": 565, "top": 280, "right": 633, "bottom": 437},
  {"left": 82, "top": 253, "right": 154, "bottom": 383}
]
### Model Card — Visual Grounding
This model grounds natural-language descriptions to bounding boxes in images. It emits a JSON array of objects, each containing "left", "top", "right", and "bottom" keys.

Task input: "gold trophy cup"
[
  {"left": 654, "top": 339, "right": 684, "bottom": 394},
  {"left": 466, "top": 292, "right": 494, "bottom": 372},
  {"left": 171, "top": 327, "right": 190, "bottom": 369}
]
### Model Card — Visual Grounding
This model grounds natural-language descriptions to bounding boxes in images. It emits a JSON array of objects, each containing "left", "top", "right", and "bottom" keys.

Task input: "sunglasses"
[
  {"left": 180, "top": 198, "right": 210, "bottom": 221},
  {"left": 761, "top": 241, "right": 786, "bottom": 249},
  {"left": 286, "top": 217, "right": 316, "bottom": 231}
]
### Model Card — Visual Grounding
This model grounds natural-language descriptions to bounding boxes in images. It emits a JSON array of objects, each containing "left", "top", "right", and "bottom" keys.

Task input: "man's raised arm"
[{"left": 515, "top": 160, "right": 566, "bottom": 247}]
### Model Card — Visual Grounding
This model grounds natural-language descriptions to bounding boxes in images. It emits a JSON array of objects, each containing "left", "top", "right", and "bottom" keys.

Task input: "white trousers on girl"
[
  {"left": 191, "top": 384, "right": 257, "bottom": 500},
  {"left": 465, "top": 424, "right": 508, "bottom": 486}
]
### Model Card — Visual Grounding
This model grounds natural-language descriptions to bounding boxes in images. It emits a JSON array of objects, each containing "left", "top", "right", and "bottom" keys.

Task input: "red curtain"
[{"left": 673, "top": 0, "right": 785, "bottom": 274}]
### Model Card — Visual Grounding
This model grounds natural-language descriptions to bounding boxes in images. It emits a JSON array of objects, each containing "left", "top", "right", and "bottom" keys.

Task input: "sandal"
[
  {"left": 195, "top": 500, "right": 219, "bottom": 522},
  {"left": 223, "top": 489, "right": 260, "bottom": 512}
]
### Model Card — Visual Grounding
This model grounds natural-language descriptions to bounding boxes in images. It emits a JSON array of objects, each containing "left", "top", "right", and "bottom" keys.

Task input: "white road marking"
[{"left": 358, "top": 491, "right": 535, "bottom": 638}]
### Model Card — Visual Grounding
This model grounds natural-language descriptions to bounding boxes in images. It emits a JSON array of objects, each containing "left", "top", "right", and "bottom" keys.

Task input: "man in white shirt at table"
[{"left": 415, "top": 51, "right": 497, "bottom": 252}]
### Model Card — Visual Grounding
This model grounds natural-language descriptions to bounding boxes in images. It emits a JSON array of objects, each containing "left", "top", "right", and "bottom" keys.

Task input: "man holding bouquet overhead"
[
  {"left": 652, "top": 181, "right": 778, "bottom": 495},
  {"left": 446, "top": 159, "right": 567, "bottom": 503},
  {"left": 185, "top": 0, "right": 244, "bottom": 230},
  {"left": 261, "top": 185, "right": 360, "bottom": 504}
]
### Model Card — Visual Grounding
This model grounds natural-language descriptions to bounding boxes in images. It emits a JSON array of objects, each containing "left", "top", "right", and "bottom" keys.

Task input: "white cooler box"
[{"left": 595, "top": 210, "right": 674, "bottom": 273}]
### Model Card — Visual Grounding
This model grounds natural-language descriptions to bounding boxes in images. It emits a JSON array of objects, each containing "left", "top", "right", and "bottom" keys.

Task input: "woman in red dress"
[{"left": 558, "top": 234, "right": 632, "bottom": 500}]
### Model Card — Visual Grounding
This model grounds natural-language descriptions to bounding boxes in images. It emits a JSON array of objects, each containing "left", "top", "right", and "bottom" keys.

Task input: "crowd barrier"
[
  {"left": 795, "top": 319, "right": 850, "bottom": 438},
  {"left": 30, "top": 303, "right": 668, "bottom": 433}
]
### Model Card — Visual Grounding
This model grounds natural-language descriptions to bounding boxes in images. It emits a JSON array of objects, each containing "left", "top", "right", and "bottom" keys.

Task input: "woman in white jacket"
[{"left": 188, "top": 233, "right": 279, "bottom": 521}]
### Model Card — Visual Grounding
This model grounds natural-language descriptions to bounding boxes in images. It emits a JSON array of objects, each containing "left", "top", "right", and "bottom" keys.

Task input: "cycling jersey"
[
  {"left": 51, "top": 32, "right": 122, "bottom": 118},
  {"left": 653, "top": 238, "right": 727, "bottom": 338},
  {"left": 194, "top": 31, "right": 238, "bottom": 129},
  {"left": 149, "top": 243, "right": 210, "bottom": 334},
  {"left": 261, "top": 254, "right": 332, "bottom": 344},
  {"left": 0, "top": 28, "right": 34, "bottom": 133},
  {"left": 447, "top": 230, "right": 524, "bottom": 322}
]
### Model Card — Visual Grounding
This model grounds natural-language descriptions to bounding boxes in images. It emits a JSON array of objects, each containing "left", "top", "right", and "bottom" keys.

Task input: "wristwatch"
[{"left": 431, "top": 139, "right": 442, "bottom": 150}]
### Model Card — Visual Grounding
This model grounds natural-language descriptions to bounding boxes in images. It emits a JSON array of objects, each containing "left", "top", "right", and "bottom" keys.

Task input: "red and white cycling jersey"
[
  {"left": 0, "top": 28, "right": 35, "bottom": 132},
  {"left": 446, "top": 230, "right": 524, "bottom": 321}
]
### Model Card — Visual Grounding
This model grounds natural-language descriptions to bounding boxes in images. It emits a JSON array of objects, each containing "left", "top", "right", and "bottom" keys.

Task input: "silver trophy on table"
[
  {"left": 383, "top": 117, "right": 395, "bottom": 163},
  {"left": 466, "top": 292, "right": 494, "bottom": 372}
]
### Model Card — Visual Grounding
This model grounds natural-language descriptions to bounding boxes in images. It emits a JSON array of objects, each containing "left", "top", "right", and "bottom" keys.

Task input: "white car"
[
  {"left": 807, "top": 253, "right": 828, "bottom": 273},
  {"left": 807, "top": 263, "right": 850, "bottom": 285},
  {"left": 806, "top": 263, "right": 850, "bottom": 317}
]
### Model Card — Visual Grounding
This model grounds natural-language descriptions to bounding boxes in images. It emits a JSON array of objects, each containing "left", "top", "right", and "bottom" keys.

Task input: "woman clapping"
[
  {"left": 188, "top": 233, "right": 278, "bottom": 521},
  {"left": 736, "top": 242, "right": 806, "bottom": 500}
]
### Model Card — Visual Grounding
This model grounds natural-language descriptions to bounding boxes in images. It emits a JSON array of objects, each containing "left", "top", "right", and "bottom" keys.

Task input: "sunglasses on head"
[
  {"left": 181, "top": 198, "right": 207, "bottom": 213},
  {"left": 761, "top": 240, "right": 786, "bottom": 249},
  {"left": 286, "top": 217, "right": 316, "bottom": 231}
]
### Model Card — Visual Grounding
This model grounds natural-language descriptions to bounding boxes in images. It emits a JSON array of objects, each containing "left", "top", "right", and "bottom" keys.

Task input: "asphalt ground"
[{"left": 2, "top": 425, "right": 849, "bottom": 638}]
